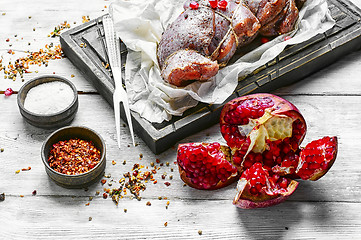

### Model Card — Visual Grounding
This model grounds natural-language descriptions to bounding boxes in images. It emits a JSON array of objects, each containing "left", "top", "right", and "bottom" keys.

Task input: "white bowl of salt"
[{"left": 17, "top": 75, "right": 78, "bottom": 129}]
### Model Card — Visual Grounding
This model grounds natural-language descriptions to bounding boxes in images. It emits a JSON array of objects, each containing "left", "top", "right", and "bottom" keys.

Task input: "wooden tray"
[{"left": 60, "top": 0, "right": 361, "bottom": 154}]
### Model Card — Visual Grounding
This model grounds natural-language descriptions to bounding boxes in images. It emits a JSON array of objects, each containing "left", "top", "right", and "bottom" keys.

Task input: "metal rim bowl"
[
  {"left": 17, "top": 75, "right": 78, "bottom": 129},
  {"left": 41, "top": 126, "right": 106, "bottom": 188}
]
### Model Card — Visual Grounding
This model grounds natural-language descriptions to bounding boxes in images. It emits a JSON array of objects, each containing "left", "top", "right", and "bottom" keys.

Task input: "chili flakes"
[{"left": 48, "top": 138, "right": 101, "bottom": 175}]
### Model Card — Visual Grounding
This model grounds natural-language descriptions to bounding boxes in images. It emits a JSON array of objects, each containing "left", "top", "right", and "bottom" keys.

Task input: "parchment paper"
[{"left": 110, "top": 0, "right": 335, "bottom": 123}]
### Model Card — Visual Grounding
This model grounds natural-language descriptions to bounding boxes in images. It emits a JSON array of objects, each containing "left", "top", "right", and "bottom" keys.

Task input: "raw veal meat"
[{"left": 157, "top": 0, "right": 304, "bottom": 87}]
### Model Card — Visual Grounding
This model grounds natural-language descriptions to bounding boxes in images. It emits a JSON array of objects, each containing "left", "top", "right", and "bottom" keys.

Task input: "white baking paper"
[{"left": 110, "top": 0, "right": 335, "bottom": 123}]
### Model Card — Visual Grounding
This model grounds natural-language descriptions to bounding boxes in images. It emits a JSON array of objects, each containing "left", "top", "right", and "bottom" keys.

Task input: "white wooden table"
[{"left": 1, "top": 0, "right": 361, "bottom": 239}]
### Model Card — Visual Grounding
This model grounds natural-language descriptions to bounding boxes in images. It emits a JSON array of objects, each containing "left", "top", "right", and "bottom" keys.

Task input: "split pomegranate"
[{"left": 176, "top": 93, "right": 338, "bottom": 208}]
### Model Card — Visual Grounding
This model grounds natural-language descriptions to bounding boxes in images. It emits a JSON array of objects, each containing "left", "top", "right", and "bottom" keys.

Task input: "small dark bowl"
[
  {"left": 17, "top": 75, "right": 78, "bottom": 129},
  {"left": 41, "top": 126, "right": 106, "bottom": 188}
]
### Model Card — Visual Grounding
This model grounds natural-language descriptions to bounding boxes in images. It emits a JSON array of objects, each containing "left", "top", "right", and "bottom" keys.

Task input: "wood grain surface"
[{"left": 1, "top": 0, "right": 361, "bottom": 239}]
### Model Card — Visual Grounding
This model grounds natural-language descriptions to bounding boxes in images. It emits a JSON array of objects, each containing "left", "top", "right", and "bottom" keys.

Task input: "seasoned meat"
[
  {"left": 157, "top": 7, "right": 215, "bottom": 69},
  {"left": 157, "top": 0, "right": 304, "bottom": 87},
  {"left": 260, "top": 0, "right": 299, "bottom": 36},
  {"left": 244, "top": 0, "right": 287, "bottom": 26},
  {"left": 161, "top": 49, "right": 219, "bottom": 87}
]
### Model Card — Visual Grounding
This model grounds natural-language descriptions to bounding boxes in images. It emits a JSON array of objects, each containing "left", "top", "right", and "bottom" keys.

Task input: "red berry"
[
  {"left": 4, "top": 88, "right": 13, "bottom": 96},
  {"left": 209, "top": 0, "right": 218, "bottom": 8},
  {"left": 218, "top": 0, "right": 228, "bottom": 10},
  {"left": 189, "top": 1, "right": 199, "bottom": 9}
]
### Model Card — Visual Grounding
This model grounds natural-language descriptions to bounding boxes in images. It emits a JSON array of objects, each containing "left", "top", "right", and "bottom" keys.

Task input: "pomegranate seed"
[
  {"left": 189, "top": 1, "right": 199, "bottom": 9},
  {"left": 218, "top": 0, "right": 228, "bottom": 10},
  {"left": 279, "top": 178, "right": 288, "bottom": 188},
  {"left": 284, "top": 36, "right": 292, "bottom": 41},
  {"left": 261, "top": 37, "right": 269, "bottom": 44},
  {"left": 209, "top": 0, "right": 218, "bottom": 8},
  {"left": 4, "top": 88, "right": 14, "bottom": 96}
]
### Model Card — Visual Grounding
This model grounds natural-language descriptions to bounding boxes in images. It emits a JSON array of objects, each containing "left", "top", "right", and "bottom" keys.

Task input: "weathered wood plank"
[{"left": 1, "top": 197, "right": 361, "bottom": 239}]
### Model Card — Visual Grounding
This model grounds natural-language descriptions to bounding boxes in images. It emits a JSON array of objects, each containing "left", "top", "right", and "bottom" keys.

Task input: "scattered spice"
[
  {"left": 0, "top": 148, "right": 4, "bottom": 152},
  {"left": 164, "top": 182, "right": 171, "bottom": 187},
  {"left": 103, "top": 193, "right": 108, "bottom": 199},
  {"left": 22, "top": 166, "right": 31, "bottom": 171},
  {"left": 32, "top": 190, "right": 37, "bottom": 196},
  {"left": 20, "top": 195, "right": 24, "bottom": 198},
  {"left": 89, "top": 217, "right": 92, "bottom": 221},
  {"left": 112, "top": 160, "right": 116, "bottom": 165},
  {"left": 2, "top": 44, "right": 63, "bottom": 81},
  {"left": 101, "top": 179, "right": 107, "bottom": 185},
  {"left": 146, "top": 201, "right": 151, "bottom": 206},
  {"left": 164, "top": 222, "right": 168, "bottom": 227},
  {"left": 15, "top": 170, "right": 20, "bottom": 174},
  {"left": 124, "top": 208, "right": 127, "bottom": 213},
  {"left": 82, "top": 16, "right": 90, "bottom": 23},
  {"left": 0, "top": 193, "right": 5, "bottom": 202},
  {"left": 198, "top": 230, "right": 203, "bottom": 235},
  {"left": 49, "top": 21, "right": 71, "bottom": 37},
  {"left": 48, "top": 139, "right": 101, "bottom": 175}
]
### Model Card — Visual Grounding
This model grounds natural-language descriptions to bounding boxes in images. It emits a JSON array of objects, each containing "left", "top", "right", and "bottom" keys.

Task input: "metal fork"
[{"left": 103, "top": 15, "right": 135, "bottom": 147}]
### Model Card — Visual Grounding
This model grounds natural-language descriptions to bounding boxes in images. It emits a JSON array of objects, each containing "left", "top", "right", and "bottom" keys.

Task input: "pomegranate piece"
[
  {"left": 296, "top": 136, "right": 338, "bottom": 181},
  {"left": 177, "top": 142, "right": 239, "bottom": 190},
  {"left": 220, "top": 93, "right": 306, "bottom": 170},
  {"left": 233, "top": 163, "right": 299, "bottom": 209}
]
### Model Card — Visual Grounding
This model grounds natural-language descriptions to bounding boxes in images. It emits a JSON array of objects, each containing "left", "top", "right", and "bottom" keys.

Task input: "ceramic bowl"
[
  {"left": 17, "top": 75, "right": 78, "bottom": 129},
  {"left": 41, "top": 126, "right": 106, "bottom": 188}
]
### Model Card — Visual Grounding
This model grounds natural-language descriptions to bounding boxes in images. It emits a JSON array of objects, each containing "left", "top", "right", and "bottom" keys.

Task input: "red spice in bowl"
[
  {"left": 48, "top": 138, "right": 101, "bottom": 175},
  {"left": 41, "top": 126, "right": 106, "bottom": 188}
]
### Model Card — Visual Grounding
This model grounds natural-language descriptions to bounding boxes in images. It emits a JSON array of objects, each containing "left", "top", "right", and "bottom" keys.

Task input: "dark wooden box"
[{"left": 60, "top": 0, "right": 361, "bottom": 154}]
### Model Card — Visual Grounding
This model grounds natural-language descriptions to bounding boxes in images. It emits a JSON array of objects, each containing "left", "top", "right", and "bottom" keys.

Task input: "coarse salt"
[{"left": 24, "top": 81, "right": 74, "bottom": 115}]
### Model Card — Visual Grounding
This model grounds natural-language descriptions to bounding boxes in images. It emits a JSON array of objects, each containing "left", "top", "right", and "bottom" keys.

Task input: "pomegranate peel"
[{"left": 233, "top": 177, "right": 299, "bottom": 209}]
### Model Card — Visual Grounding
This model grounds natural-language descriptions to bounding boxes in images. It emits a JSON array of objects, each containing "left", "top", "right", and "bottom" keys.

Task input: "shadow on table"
[{"left": 235, "top": 181, "right": 332, "bottom": 240}]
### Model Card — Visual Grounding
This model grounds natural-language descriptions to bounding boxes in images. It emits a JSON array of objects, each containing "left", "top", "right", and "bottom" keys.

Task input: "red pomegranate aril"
[
  {"left": 4, "top": 88, "right": 14, "bottom": 96},
  {"left": 261, "top": 37, "right": 269, "bottom": 44},
  {"left": 209, "top": 0, "right": 218, "bottom": 8},
  {"left": 189, "top": 1, "right": 199, "bottom": 9},
  {"left": 218, "top": 0, "right": 228, "bottom": 10}
]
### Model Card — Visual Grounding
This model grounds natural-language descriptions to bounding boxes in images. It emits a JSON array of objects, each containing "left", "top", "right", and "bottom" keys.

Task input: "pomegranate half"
[{"left": 176, "top": 93, "right": 338, "bottom": 208}]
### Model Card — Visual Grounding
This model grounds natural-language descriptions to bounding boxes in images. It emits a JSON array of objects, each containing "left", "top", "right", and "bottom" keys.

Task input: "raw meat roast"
[{"left": 157, "top": 0, "right": 306, "bottom": 86}]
